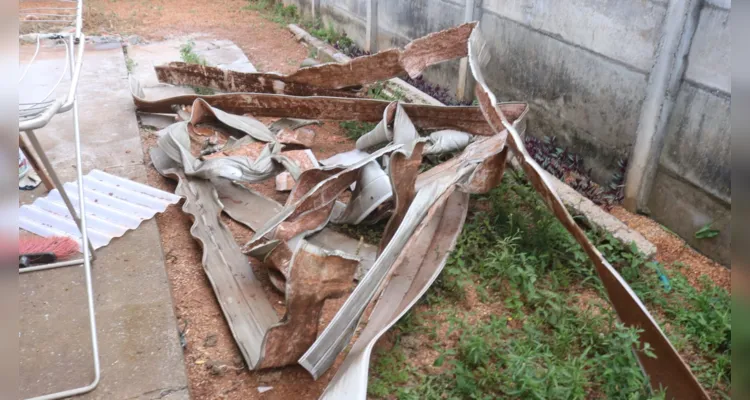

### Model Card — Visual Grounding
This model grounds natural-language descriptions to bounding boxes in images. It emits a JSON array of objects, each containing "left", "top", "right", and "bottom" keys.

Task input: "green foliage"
[
  {"left": 179, "top": 41, "right": 207, "bottom": 66},
  {"left": 241, "top": 0, "right": 270, "bottom": 11},
  {"left": 332, "top": 217, "right": 387, "bottom": 244},
  {"left": 367, "top": 81, "right": 405, "bottom": 101},
  {"left": 179, "top": 41, "right": 214, "bottom": 94},
  {"left": 695, "top": 223, "right": 720, "bottom": 239},
  {"left": 309, "top": 23, "right": 341, "bottom": 44},
  {"left": 242, "top": 0, "right": 299, "bottom": 25},
  {"left": 339, "top": 121, "right": 377, "bottom": 141},
  {"left": 192, "top": 87, "right": 215, "bottom": 95},
  {"left": 370, "top": 173, "right": 730, "bottom": 399},
  {"left": 125, "top": 55, "right": 136, "bottom": 74},
  {"left": 368, "top": 348, "right": 417, "bottom": 399},
  {"left": 308, "top": 22, "right": 364, "bottom": 56},
  {"left": 270, "top": 2, "right": 299, "bottom": 23}
]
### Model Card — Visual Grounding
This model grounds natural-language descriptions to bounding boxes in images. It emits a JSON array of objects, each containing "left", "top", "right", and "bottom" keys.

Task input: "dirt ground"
[
  {"left": 84, "top": 0, "right": 308, "bottom": 74},
  {"left": 85, "top": 0, "right": 732, "bottom": 398},
  {"left": 610, "top": 206, "right": 730, "bottom": 292},
  {"left": 109, "top": 1, "right": 358, "bottom": 398}
]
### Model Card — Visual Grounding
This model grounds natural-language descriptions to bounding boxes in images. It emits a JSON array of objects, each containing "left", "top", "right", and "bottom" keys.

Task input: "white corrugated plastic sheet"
[{"left": 19, "top": 169, "right": 181, "bottom": 251}]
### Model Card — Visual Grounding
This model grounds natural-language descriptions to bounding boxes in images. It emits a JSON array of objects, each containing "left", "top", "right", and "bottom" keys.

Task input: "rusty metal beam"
[{"left": 130, "top": 76, "right": 526, "bottom": 136}]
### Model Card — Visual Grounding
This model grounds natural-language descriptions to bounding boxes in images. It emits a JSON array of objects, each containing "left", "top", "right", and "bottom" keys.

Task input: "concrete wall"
[
  {"left": 649, "top": 3, "right": 731, "bottom": 265},
  {"left": 288, "top": 0, "right": 731, "bottom": 265}
]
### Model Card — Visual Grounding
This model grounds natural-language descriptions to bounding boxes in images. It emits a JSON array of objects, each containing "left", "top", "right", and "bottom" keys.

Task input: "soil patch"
[{"left": 610, "top": 206, "right": 729, "bottom": 291}]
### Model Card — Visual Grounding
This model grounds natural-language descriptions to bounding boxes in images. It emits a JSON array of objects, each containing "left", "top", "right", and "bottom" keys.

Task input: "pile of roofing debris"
[{"left": 131, "top": 22, "right": 709, "bottom": 400}]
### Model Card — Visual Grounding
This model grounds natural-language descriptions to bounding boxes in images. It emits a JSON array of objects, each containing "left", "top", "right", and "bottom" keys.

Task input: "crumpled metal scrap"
[{"left": 134, "top": 20, "right": 708, "bottom": 400}]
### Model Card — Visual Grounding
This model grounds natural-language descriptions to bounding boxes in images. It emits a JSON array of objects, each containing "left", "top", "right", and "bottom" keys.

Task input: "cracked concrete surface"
[{"left": 19, "top": 41, "right": 188, "bottom": 399}]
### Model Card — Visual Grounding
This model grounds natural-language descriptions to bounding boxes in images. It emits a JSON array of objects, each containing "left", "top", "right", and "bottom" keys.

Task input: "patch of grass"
[
  {"left": 339, "top": 121, "right": 377, "bottom": 141},
  {"left": 242, "top": 0, "right": 300, "bottom": 25},
  {"left": 367, "top": 81, "right": 405, "bottom": 102},
  {"left": 309, "top": 23, "right": 341, "bottom": 44},
  {"left": 368, "top": 348, "right": 417, "bottom": 398},
  {"left": 192, "top": 87, "right": 216, "bottom": 95},
  {"left": 695, "top": 223, "right": 720, "bottom": 239},
  {"left": 125, "top": 57, "right": 136, "bottom": 73},
  {"left": 307, "top": 46, "right": 319, "bottom": 59},
  {"left": 180, "top": 41, "right": 207, "bottom": 66},
  {"left": 179, "top": 41, "right": 214, "bottom": 95},
  {"left": 242, "top": 0, "right": 270, "bottom": 11},
  {"left": 307, "top": 22, "right": 367, "bottom": 57},
  {"left": 370, "top": 171, "right": 730, "bottom": 399}
]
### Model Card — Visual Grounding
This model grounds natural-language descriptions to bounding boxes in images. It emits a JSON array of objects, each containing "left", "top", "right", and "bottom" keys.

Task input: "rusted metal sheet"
[
  {"left": 299, "top": 168, "right": 475, "bottom": 379},
  {"left": 149, "top": 146, "right": 278, "bottom": 370},
  {"left": 379, "top": 142, "right": 424, "bottom": 252},
  {"left": 299, "top": 107, "right": 510, "bottom": 380},
  {"left": 212, "top": 178, "right": 377, "bottom": 281},
  {"left": 276, "top": 127, "right": 316, "bottom": 148},
  {"left": 320, "top": 190, "right": 469, "bottom": 399},
  {"left": 203, "top": 139, "right": 266, "bottom": 160},
  {"left": 138, "top": 21, "right": 706, "bottom": 399},
  {"left": 467, "top": 27, "right": 708, "bottom": 400},
  {"left": 155, "top": 62, "right": 362, "bottom": 97},
  {"left": 130, "top": 75, "right": 525, "bottom": 135},
  {"left": 244, "top": 145, "right": 399, "bottom": 246},
  {"left": 152, "top": 149, "right": 365, "bottom": 369},
  {"left": 267, "top": 117, "right": 320, "bottom": 134},
  {"left": 275, "top": 149, "right": 319, "bottom": 192},
  {"left": 257, "top": 242, "right": 359, "bottom": 369},
  {"left": 330, "top": 161, "right": 393, "bottom": 225},
  {"left": 399, "top": 22, "right": 475, "bottom": 78},
  {"left": 212, "top": 177, "right": 283, "bottom": 229},
  {"left": 422, "top": 129, "right": 473, "bottom": 155},
  {"left": 156, "top": 23, "right": 475, "bottom": 93},
  {"left": 189, "top": 98, "right": 276, "bottom": 143}
]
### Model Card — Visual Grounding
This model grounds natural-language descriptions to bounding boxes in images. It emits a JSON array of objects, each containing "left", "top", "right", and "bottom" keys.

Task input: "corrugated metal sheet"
[{"left": 19, "top": 169, "right": 181, "bottom": 250}]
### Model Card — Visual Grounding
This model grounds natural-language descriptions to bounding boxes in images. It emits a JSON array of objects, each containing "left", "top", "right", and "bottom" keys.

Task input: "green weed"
[
  {"left": 125, "top": 57, "right": 136, "bottom": 73},
  {"left": 695, "top": 223, "right": 720, "bottom": 239},
  {"left": 367, "top": 81, "right": 405, "bottom": 101},
  {"left": 242, "top": 0, "right": 300, "bottom": 25},
  {"left": 241, "top": 0, "right": 270, "bottom": 11},
  {"left": 179, "top": 41, "right": 214, "bottom": 95},
  {"left": 338, "top": 121, "right": 376, "bottom": 141},
  {"left": 370, "top": 173, "right": 730, "bottom": 399},
  {"left": 179, "top": 40, "right": 207, "bottom": 66}
]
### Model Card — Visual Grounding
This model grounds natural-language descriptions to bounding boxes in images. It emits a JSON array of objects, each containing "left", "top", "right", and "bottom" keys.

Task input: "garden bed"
[{"left": 368, "top": 172, "right": 730, "bottom": 399}]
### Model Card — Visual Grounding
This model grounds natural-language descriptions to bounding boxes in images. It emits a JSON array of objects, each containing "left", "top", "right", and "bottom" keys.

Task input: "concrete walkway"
[{"left": 19, "top": 41, "right": 189, "bottom": 399}]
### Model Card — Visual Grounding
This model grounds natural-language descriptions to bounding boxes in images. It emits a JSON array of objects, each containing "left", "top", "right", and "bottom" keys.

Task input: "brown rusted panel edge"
[
  {"left": 258, "top": 242, "right": 359, "bottom": 369},
  {"left": 320, "top": 190, "right": 469, "bottom": 399},
  {"left": 286, "top": 49, "right": 405, "bottom": 89},
  {"left": 157, "top": 23, "right": 475, "bottom": 92},
  {"left": 401, "top": 22, "right": 476, "bottom": 78},
  {"left": 380, "top": 143, "right": 425, "bottom": 252},
  {"left": 155, "top": 62, "right": 362, "bottom": 97},
  {"left": 132, "top": 90, "right": 526, "bottom": 136}
]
